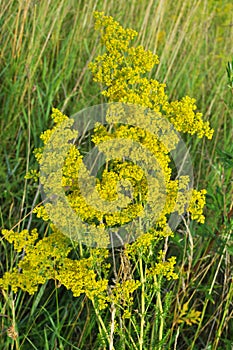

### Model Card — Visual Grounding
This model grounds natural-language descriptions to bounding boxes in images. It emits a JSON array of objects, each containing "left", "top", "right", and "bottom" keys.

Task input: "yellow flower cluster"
[
  {"left": 0, "top": 227, "right": 71, "bottom": 294},
  {"left": 187, "top": 189, "right": 207, "bottom": 223},
  {"left": 33, "top": 108, "right": 74, "bottom": 164},
  {"left": 24, "top": 169, "right": 39, "bottom": 181},
  {"left": 0, "top": 227, "right": 110, "bottom": 306},
  {"left": 110, "top": 279, "right": 141, "bottom": 307},
  {"left": 94, "top": 11, "right": 137, "bottom": 52},
  {"left": 92, "top": 122, "right": 173, "bottom": 182},
  {"left": 125, "top": 232, "right": 158, "bottom": 258},
  {"left": 91, "top": 121, "right": 199, "bottom": 237},
  {"left": 56, "top": 255, "right": 109, "bottom": 310},
  {"left": 1, "top": 228, "right": 38, "bottom": 252},
  {"left": 87, "top": 12, "right": 213, "bottom": 250},
  {"left": 33, "top": 205, "right": 50, "bottom": 221},
  {"left": 0, "top": 12, "right": 214, "bottom": 307},
  {"left": 163, "top": 96, "right": 214, "bottom": 139},
  {"left": 89, "top": 11, "right": 214, "bottom": 139},
  {"left": 147, "top": 250, "right": 178, "bottom": 281},
  {"left": 62, "top": 145, "right": 83, "bottom": 188}
]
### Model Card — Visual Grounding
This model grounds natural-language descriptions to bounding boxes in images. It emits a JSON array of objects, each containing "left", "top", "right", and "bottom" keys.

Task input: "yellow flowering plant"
[{"left": 0, "top": 11, "right": 214, "bottom": 349}]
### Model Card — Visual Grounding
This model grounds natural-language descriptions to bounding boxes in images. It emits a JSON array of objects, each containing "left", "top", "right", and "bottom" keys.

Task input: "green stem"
[
  {"left": 139, "top": 256, "right": 145, "bottom": 350},
  {"left": 92, "top": 299, "right": 113, "bottom": 350},
  {"left": 154, "top": 275, "right": 164, "bottom": 350}
]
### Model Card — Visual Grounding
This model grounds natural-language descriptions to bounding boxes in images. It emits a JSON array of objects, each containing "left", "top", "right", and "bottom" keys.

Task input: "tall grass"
[{"left": 0, "top": 0, "right": 232, "bottom": 349}]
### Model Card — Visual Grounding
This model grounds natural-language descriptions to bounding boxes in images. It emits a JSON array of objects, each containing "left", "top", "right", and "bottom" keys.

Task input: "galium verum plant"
[{"left": 0, "top": 11, "right": 214, "bottom": 348}]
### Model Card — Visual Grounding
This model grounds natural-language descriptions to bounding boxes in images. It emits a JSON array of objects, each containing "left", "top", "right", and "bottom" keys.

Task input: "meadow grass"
[{"left": 0, "top": 0, "right": 232, "bottom": 349}]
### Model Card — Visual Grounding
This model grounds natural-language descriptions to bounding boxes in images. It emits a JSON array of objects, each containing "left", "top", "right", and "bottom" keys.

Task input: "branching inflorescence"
[{"left": 0, "top": 11, "right": 214, "bottom": 343}]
